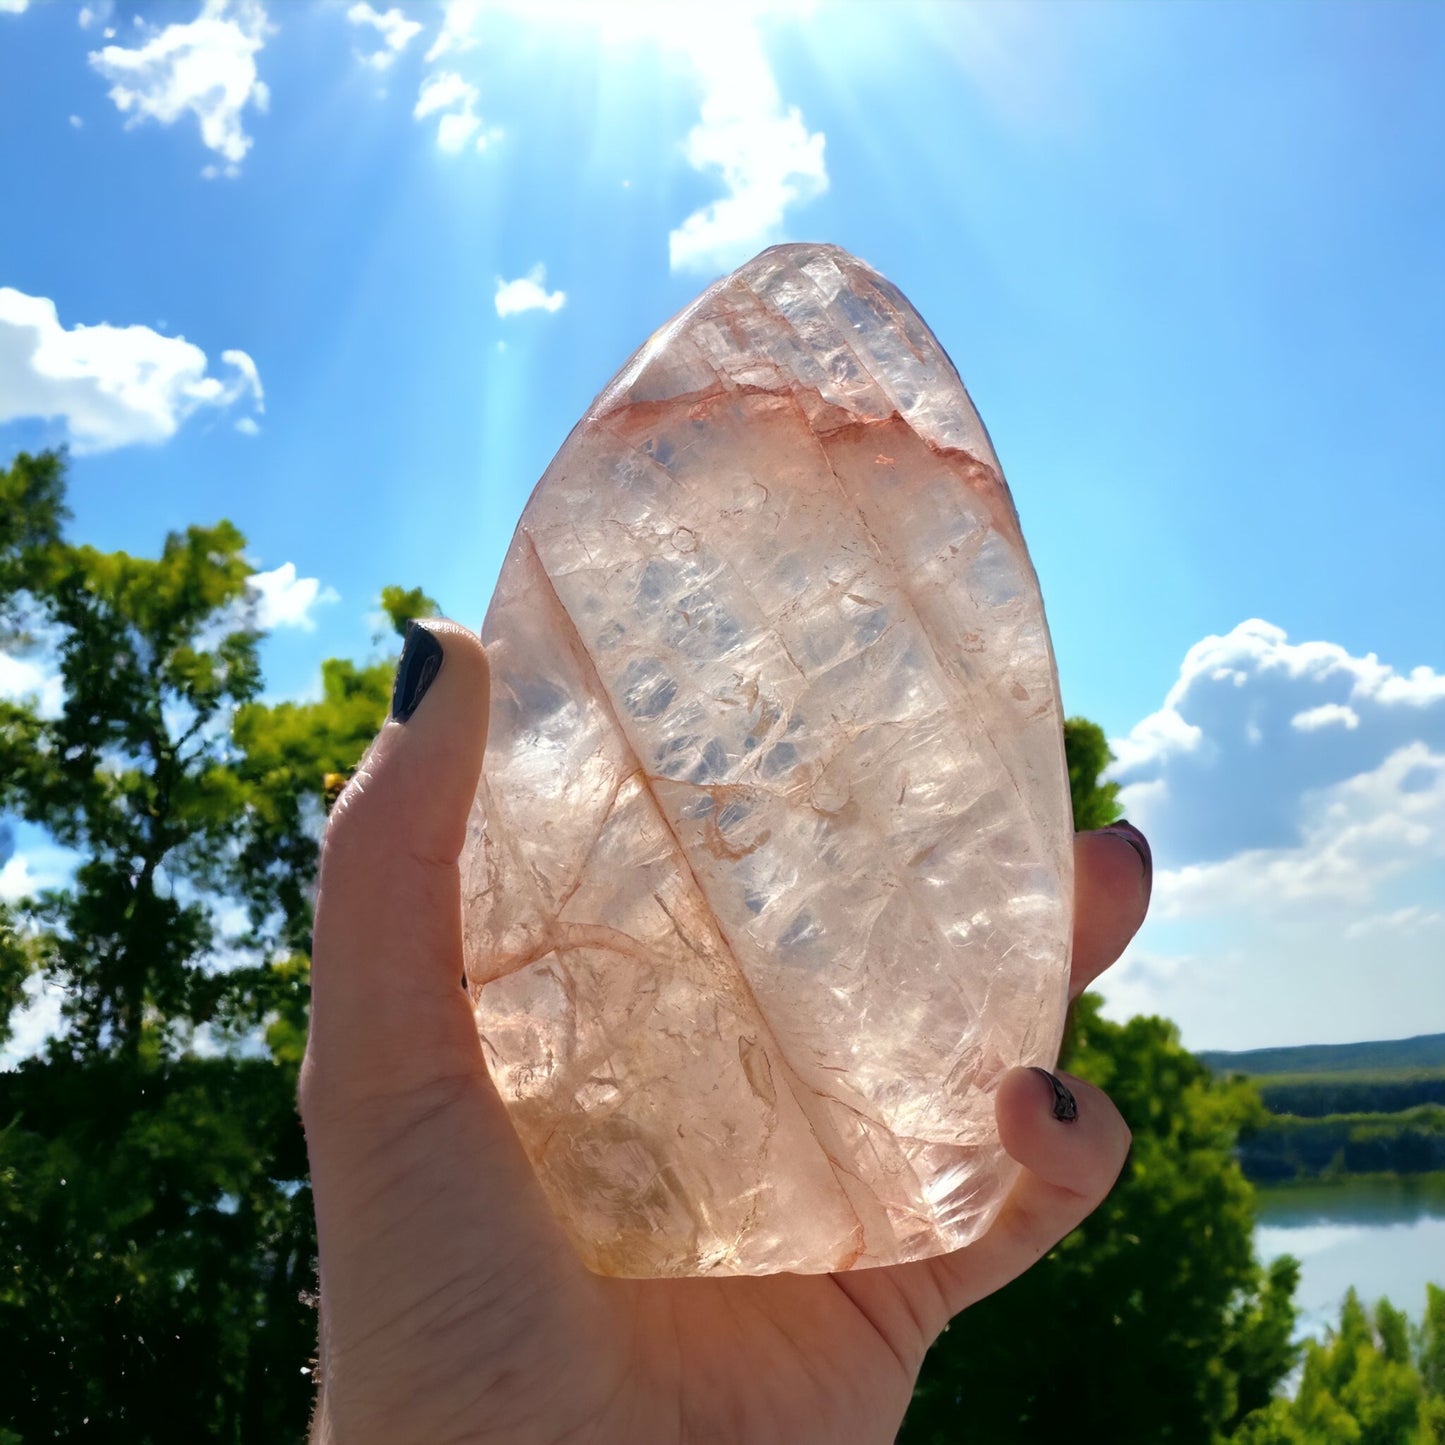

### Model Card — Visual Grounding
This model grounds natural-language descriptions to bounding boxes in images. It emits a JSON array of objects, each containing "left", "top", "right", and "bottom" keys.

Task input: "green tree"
[
  {"left": 0, "top": 451, "right": 427, "bottom": 1442},
  {"left": 1231, "top": 1287, "right": 1445, "bottom": 1444},
  {"left": 377, "top": 582, "right": 440, "bottom": 636},
  {"left": 1063, "top": 714, "right": 1122, "bottom": 830}
]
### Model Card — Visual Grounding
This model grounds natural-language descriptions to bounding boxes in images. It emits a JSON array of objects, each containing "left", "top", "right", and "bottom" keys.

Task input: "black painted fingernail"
[
  {"left": 1030, "top": 1068, "right": 1079, "bottom": 1123},
  {"left": 1100, "top": 819, "right": 1152, "bottom": 898},
  {"left": 391, "top": 622, "right": 444, "bottom": 723}
]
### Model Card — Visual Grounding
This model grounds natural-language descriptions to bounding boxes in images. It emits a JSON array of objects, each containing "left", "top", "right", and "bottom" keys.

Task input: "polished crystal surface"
[{"left": 461, "top": 243, "right": 1073, "bottom": 1278}]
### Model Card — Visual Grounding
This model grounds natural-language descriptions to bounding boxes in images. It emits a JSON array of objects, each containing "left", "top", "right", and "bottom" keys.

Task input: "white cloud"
[
  {"left": 78, "top": 1, "right": 113, "bottom": 29},
  {"left": 1292, "top": 702, "right": 1360, "bottom": 733},
  {"left": 0, "top": 647, "right": 64, "bottom": 718},
  {"left": 494, "top": 264, "right": 566, "bottom": 318},
  {"left": 407, "top": 3, "right": 817, "bottom": 254},
  {"left": 424, "top": 0, "right": 481, "bottom": 62},
  {"left": 0, "top": 0, "right": 30, "bottom": 14},
  {"left": 1109, "top": 619, "right": 1445, "bottom": 851},
  {"left": 0, "top": 855, "right": 31, "bottom": 904},
  {"left": 668, "top": 16, "right": 828, "bottom": 273},
  {"left": 69, "top": 114, "right": 84, "bottom": 129},
  {"left": 0, "top": 287, "right": 263, "bottom": 451},
  {"left": 2, "top": 854, "right": 47, "bottom": 904},
  {"left": 221, "top": 345, "right": 264, "bottom": 408},
  {"left": 0, "top": 837, "right": 76, "bottom": 905},
  {"left": 348, "top": 1, "right": 422, "bottom": 71},
  {"left": 1100, "top": 620, "right": 1445, "bottom": 1049},
  {"left": 1111, "top": 704, "right": 1205, "bottom": 775},
  {"left": 1153, "top": 743, "right": 1445, "bottom": 920},
  {"left": 0, "top": 972, "right": 69, "bottom": 1070},
  {"left": 1375, "top": 666, "right": 1445, "bottom": 707},
  {"left": 413, "top": 68, "right": 498, "bottom": 152},
  {"left": 88, "top": 0, "right": 272, "bottom": 173},
  {"left": 234, "top": 415, "right": 259, "bottom": 436},
  {"left": 1344, "top": 905, "right": 1445, "bottom": 942},
  {"left": 247, "top": 563, "right": 339, "bottom": 632}
]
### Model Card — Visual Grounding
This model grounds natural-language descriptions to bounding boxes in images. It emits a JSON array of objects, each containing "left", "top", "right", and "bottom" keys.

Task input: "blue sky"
[{"left": 1, "top": 0, "right": 1442, "bottom": 1051}]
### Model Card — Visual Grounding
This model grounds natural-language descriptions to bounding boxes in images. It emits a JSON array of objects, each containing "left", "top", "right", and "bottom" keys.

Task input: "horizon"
[{"left": 1202, "top": 1030, "right": 1445, "bottom": 1057}]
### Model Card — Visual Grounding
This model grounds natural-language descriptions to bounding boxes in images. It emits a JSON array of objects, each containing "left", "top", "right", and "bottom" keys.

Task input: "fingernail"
[
  {"left": 391, "top": 622, "right": 444, "bottom": 723},
  {"left": 1030, "top": 1068, "right": 1079, "bottom": 1123},
  {"left": 1099, "top": 819, "right": 1152, "bottom": 900}
]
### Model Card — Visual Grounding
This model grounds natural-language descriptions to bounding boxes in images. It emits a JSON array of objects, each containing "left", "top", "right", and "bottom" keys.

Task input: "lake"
[{"left": 1254, "top": 1175, "right": 1445, "bottom": 1339}]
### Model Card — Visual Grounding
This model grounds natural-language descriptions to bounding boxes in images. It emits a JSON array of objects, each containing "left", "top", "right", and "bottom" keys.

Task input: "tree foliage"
[
  {"left": 377, "top": 583, "right": 440, "bottom": 638},
  {"left": 1063, "top": 714, "right": 1122, "bottom": 830},
  {"left": 1231, "top": 1286, "right": 1445, "bottom": 1444},
  {"left": 0, "top": 451, "right": 423, "bottom": 1441}
]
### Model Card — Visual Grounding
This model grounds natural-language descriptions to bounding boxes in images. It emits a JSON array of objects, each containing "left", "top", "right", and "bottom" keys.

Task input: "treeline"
[
  {"left": 1239, "top": 1105, "right": 1445, "bottom": 1183},
  {"left": 1257, "top": 1073, "right": 1445, "bottom": 1118},
  {"left": 1202, "top": 1036, "right": 1445, "bottom": 1185},
  {"left": 1199, "top": 1034, "right": 1445, "bottom": 1078}
]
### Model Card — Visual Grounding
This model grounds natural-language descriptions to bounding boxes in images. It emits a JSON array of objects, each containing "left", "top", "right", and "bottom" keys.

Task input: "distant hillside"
[
  {"left": 1198, "top": 1033, "right": 1445, "bottom": 1078},
  {"left": 1200, "top": 1033, "right": 1445, "bottom": 1185}
]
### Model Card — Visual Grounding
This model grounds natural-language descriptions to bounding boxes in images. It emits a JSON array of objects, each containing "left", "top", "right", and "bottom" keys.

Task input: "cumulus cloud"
[
  {"left": 1109, "top": 705, "right": 1205, "bottom": 776},
  {"left": 0, "top": 0, "right": 30, "bottom": 14},
  {"left": 493, "top": 265, "right": 566, "bottom": 318},
  {"left": 424, "top": 0, "right": 481, "bottom": 62},
  {"left": 1099, "top": 620, "right": 1445, "bottom": 1049},
  {"left": 78, "top": 1, "right": 114, "bottom": 29},
  {"left": 1110, "top": 619, "right": 1445, "bottom": 861},
  {"left": 1292, "top": 702, "right": 1360, "bottom": 733},
  {"left": 347, "top": 2, "right": 422, "bottom": 71},
  {"left": 88, "top": 0, "right": 271, "bottom": 175},
  {"left": 0, "top": 287, "right": 263, "bottom": 451},
  {"left": 668, "top": 17, "right": 828, "bottom": 273},
  {"left": 1153, "top": 742, "right": 1445, "bottom": 920},
  {"left": 247, "top": 563, "right": 339, "bottom": 632},
  {"left": 413, "top": 68, "right": 498, "bottom": 153}
]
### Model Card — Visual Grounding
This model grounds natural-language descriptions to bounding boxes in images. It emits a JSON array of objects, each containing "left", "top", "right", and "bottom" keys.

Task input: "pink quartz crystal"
[{"left": 461, "top": 243, "right": 1073, "bottom": 1278}]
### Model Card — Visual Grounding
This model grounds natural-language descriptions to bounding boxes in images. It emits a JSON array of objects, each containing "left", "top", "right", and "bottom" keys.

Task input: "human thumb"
[
  {"left": 304, "top": 619, "right": 491, "bottom": 1099},
  {"left": 301, "top": 622, "right": 603, "bottom": 1437}
]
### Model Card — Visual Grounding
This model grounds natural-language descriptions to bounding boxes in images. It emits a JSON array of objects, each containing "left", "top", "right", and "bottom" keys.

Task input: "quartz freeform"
[{"left": 461, "top": 243, "right": 1074, "bottom": 1278}]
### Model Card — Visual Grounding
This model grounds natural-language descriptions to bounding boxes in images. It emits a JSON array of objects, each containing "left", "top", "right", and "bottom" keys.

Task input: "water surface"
[{"left": 1255, "top": 1175, "right": 1445, "bottom": 1339}]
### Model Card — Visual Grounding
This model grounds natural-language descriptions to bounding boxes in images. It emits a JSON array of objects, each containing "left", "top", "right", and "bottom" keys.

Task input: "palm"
[
  {"left": 617, "top": 1272, "right": 920, "bottom": 1441},
  {"left": 307, "top": 1058, "right": 930, "bottom": 1443}
]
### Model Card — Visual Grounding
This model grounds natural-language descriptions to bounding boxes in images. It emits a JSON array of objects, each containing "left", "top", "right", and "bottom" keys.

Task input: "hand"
[{"left": 301, "top": 621, "right": 1150, "bottom": 1444}]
